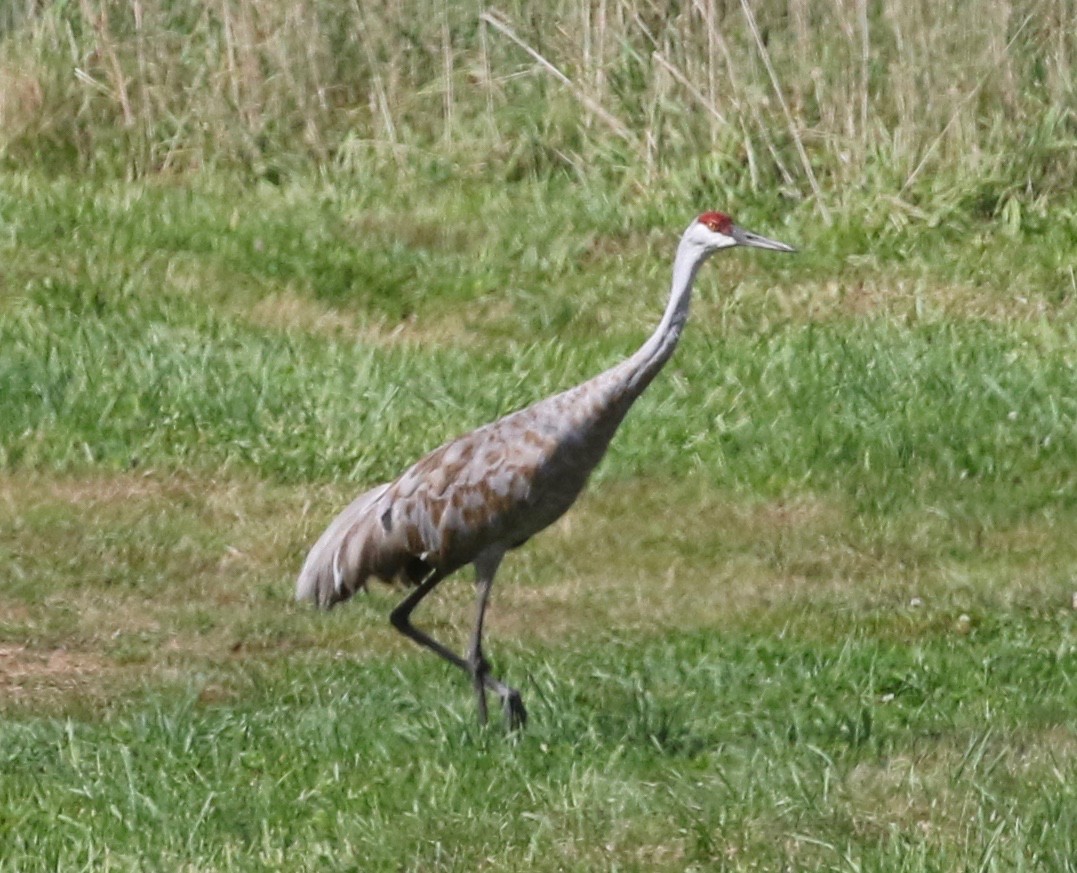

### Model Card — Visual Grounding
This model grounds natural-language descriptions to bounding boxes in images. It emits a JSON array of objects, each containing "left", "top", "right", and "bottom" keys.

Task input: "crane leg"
[
  {"left": 469, "top": 570, "right": 492, "bottom": 727},
  {"left": 389, "top": 562, "right": 526, "bottom": 730},
  {"left": 468, "top": 552, "right": 527, "bottom": 730},
  {"left": 389, "top": 570, "right": 469, "bottom": 672}
]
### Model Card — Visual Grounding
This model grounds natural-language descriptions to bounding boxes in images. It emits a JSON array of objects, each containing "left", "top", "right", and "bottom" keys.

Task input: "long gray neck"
[
  {"left": 613, "top": 234, "right": 707, "bottom": 401},
  {"left": 543, "top": 232, "right": 709, "bottom": 462}
]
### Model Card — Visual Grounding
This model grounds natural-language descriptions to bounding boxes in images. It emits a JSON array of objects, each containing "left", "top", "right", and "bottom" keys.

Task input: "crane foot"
[{"left": 501, "top": 687, "right": 527, "bottom": 730}]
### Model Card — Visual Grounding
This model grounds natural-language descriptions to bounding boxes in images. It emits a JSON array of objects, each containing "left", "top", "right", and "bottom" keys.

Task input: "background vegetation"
[
  {"left": 2, "top": 0, "right": 1074, "bottom": 214},
  {"left": 1, "top": 1, "right": 1075, "bottom": 870}
]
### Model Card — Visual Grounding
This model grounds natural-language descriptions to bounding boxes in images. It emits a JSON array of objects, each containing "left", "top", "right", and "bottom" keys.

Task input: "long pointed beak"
[{"left": 732, "top": 225, "right": 796, "bottom": 253}]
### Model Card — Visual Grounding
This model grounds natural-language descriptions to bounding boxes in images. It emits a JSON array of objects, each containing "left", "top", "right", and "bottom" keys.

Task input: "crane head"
[{"left": 690, "top": 211, "right": 796, "bottom": 254}]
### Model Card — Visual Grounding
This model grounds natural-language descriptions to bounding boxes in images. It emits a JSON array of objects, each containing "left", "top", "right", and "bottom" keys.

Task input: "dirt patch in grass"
[
  {"left": 281, "top": 475, "right": 1076, "bottom": 658},
  {"left": 0, "top": 643, "right": 114, "bottom": 700},
  {"left": 3, "top": 470, "right": 300, "bottom": 634},
  {"left": 3, "top": 471, "right": 857, "bottom": 680}
]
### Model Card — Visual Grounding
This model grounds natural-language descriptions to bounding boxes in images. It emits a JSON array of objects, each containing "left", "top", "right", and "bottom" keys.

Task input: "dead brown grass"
[
  {"left": 376, "top": 478, "right": 1076, "bottom": 652},
  {"left": 693, "top": 275, "right": 1077, "bottom": 330},
  {"left": 0, "top": 641, "right": 123, "bottom": 710},
  {"left": 0, "top": 643, "right": 107, "bottom": 686},
  {"left": 2, "top": 471, "right": 307, "bottom": 677},
  {"left": 2, "top": 469, "right": 1072, "bottom": 710},
  {"left": 240, "top": 288, "right": 516, "bottom": 349},
  {"left": 3, "top": 0, "right": 1072, "bottom": 199},
  {"left": 0, "top": 64, "right": 44, "bottom": 141},
  {"left": 839, "top": 725, "right": 1077, "bottom": 843}
]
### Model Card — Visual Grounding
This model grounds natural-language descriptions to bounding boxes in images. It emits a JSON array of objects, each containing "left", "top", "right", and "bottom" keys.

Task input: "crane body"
[{"left": 297, "top": 212, "right": 795, "bottom": 728}]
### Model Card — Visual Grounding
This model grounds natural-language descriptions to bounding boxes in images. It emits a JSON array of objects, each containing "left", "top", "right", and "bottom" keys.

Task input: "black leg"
[
  {"left": 389, "top": 570, "right": 467, "bottom": 671},
  {"left": 468, "top": 551, "right": 505, "bottom": 726},
  {"left": 469, "top": 552, "right": 527, "bottom": 731},
  {"left": 389, "top": 562, "right": 527, "bottom": 730},
  {"left": 469, "top": 570, "right": 493, "bottom": 726}
]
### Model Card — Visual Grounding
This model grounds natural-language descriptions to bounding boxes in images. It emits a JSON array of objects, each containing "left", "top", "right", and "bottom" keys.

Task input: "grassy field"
[
  {"left": 2, "top": 1, "right": 1076, "bottom": 870},
  {"left": 2, "top": 170, "right": 1074, "bottom": 872}
]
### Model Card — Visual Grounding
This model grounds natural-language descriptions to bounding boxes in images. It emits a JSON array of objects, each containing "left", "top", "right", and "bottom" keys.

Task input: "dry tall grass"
[{"left": 1, "top": 0, "right": 1073, "bottom": 213}]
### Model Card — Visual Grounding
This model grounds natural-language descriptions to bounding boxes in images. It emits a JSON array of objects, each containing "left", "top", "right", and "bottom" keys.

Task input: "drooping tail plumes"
[{"left": 295, "top": 482, "right": 402, "bottom": 608}]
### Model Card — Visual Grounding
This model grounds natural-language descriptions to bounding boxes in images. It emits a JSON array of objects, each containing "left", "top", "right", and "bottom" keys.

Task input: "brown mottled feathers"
[{"left": 296, "top": 366, "right": 635, "bottom": 609}]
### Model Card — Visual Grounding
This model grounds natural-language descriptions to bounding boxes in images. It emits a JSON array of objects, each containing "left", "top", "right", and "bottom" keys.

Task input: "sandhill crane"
[{"left": 297, "top": 212, "right": 795, "bottom": 729}]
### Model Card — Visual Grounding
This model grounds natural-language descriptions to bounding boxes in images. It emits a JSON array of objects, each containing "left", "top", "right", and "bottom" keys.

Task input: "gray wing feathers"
[{"left": 295, "top": 384, "right": 623, "bottom": 610}]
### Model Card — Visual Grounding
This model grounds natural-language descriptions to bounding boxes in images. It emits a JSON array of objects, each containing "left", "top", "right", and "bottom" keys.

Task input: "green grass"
[
  {"left": 2, "top": 175, "right": 1073, "bottom": 500},
  {"left": 1, "top": 623, "right": 1074, "bottom": 871},
  {"left": 1, "top": 168, "right": 1075, "bottom": 870},
  {"left": 2, "top": 2, "right": 1075, "bottom": 865}
]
